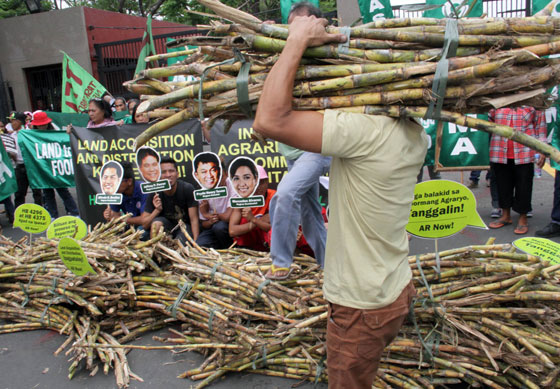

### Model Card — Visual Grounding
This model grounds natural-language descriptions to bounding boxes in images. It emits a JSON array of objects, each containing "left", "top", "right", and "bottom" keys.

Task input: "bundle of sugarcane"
[
  {"left": 3, "top": 225, "right": 560, "bottom": 388},
  {"left": 124, "top": 0, "right": 560, "bottom": 163}
]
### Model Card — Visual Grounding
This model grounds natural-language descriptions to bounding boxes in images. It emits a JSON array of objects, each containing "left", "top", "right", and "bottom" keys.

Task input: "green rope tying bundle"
[
  {"left": 167, "top": 281, "right": 193, "bottom": 319},
  {"left": 314, "top": 355, "right": 326, "bottom": 384},
  {"left": 210, "top": 262, "right": 221, "bottom": 283},
  {"left": 251, "top": 345, "right": 268, "bottom": 370},
  {"left": 40, "top": 277, "right": 72, "bottom": 325},
  {"left": 198, "top": 48, "right": 252, "bottom": 121},
  {"left": 409, "top": 255, "right": 447, "bottom": 364},
  {"left": 424, "top": 18, "right": 459, "bottom": 121},
  {"left": 208, "top": 308, "right": 217, "bottom": 332},
  {"left": 337, "top": 27, "right": 352, "bottom": 55},
  {"left": 256, "top": 279, "right": 270, "bottom": 300},
  {"left": 20, "top": 263, "right": 46, "bottom": 308}
]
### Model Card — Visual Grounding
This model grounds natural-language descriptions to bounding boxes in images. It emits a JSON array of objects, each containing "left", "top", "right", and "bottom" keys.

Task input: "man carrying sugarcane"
[
  {"left": 265, "top": 1, "right": 331, "bottom": 280},
  {"left": 253, "top": 15, "right": 428, "bottom": 388}
]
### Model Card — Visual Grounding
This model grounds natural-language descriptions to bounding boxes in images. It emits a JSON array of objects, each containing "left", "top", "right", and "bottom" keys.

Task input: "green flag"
[
  {"left": 422, "top": 0, "right": 482, "bottom": 18},
  {"left": 17, "top": 129, "right": 75, "bottom": 189},
  {"left": 61, "top": 52, "right": 107, "bottom": 114},
  {"left": 533, "top": 0, "right": 560, "bottom": 15},
  {"left": 419, "top": 0, "right": 485, "bottom": 168},
  {"left": 166, "top": 38, "right": 197, "bottom": 82},
  {"left": 135, "top": 15, "right": 156, "bottom": 76},
  {"left": 438, "top": 114, "right": 490, "bottom": 168},
  {"left": 0, "top": 139, "right": 17, "bottom": 201},
  {"left": 357, "top": 0, "right": 394, "bottom": 22}
]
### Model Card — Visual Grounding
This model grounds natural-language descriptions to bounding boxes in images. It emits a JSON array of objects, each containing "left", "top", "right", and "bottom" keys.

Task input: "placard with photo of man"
[
  {"left": 136, "top": 147, "right": 170, "bottom": 193},
  {"left": 96, "top": 161, "right": 123, "bottom": 204},
  {"left": 192, "top": 152, "right": 227, "bottom": 201}
]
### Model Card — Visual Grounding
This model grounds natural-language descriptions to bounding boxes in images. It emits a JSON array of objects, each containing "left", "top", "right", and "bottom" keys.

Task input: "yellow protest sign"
[
  {"left": 407, "top": 180, "right": 487, "bottom": 238},
  {"left": 13, "top": 204, "right": 51, "bottom": 234},
  {"left": 513, "top": 237, "right": 560, "bottom": 264},
  {"left": 47, "top": 216, "right": 87, "bottom": 240},
  {"left": 58, "top": 237, "right": 96, "bottom": 276}
]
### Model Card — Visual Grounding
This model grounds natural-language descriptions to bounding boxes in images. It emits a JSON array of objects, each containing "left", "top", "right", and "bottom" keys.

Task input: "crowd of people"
[{"left": 1, "top": 3, "right": 560, "bottom": 386}]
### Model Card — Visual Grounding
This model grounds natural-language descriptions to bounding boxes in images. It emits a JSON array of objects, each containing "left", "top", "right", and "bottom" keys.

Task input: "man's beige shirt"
[{"left": 321, "top": 110, "right": 428, "bottom": 309}]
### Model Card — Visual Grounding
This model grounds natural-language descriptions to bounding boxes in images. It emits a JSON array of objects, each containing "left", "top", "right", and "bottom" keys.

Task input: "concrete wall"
[
  {"left": 0, "top": 7, "right": 90, "bottom": 112},
  {"left": 0, "top": 7, "right": 193, "bottom": 112},
  {"left": 337, "top": 0, "right": 362, "bottom": 26}
]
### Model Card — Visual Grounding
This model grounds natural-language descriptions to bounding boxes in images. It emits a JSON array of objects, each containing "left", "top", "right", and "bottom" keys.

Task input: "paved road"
[{"left": 0, "top": 168, "right": 558, "bottom": 389}]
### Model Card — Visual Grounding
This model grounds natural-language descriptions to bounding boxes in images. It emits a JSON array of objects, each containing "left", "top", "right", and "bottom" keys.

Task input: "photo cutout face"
[
  {"left": 100, "top": 161, "right": 123, "bottom": 195},
  {"left": 192, "top": 152, "right": 221, "bottom": 190},
  {"left": 136, "top": 147, "right": 161, "bottom": 183},
  {"left": 229, "top": 157, "right": 258, "bottom": 198}
]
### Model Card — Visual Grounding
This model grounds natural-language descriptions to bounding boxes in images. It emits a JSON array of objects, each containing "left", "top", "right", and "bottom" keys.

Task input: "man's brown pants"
[{"left": 326, "top": 281, "right": 415, "bottom": 388}]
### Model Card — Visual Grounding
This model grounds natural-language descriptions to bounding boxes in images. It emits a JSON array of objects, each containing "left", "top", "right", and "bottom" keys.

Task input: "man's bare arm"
[{"left": 253, "top": 16, "right": 345, "bottom": 152}]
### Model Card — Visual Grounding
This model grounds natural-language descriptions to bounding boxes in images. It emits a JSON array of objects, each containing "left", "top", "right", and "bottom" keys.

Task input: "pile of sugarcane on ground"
[
  {"left": 126, "top": 0, "right": 560, "bottom": 163},
  {"left": 1, "top": 216, "right": 560, "bottom": 388}
]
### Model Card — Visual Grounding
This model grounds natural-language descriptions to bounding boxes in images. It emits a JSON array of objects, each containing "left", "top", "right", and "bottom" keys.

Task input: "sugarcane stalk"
[
  {"left": 145, "top": 48, "right": 197, "bottom": 62},
  {"left": 338, "top": 105, "right": 560, "bottom": 163}
]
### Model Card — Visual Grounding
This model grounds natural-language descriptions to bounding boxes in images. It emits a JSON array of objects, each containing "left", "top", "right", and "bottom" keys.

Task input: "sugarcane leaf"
[{"left": 399, "top": 3, "right": 443, "bottom": 12}]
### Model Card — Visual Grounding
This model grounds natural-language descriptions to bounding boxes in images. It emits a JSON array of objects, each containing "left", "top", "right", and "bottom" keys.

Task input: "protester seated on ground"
[
  {"left": 30, "top": 111, "right": 79, "bottom": 219},
  {"left": 229, "top": 157, "right": 259, "bottom": 198},
  {"left": 229, "top": 165, "right": 275, "bottom": 251},
  {"left": 103, "top": 162, "right": 147, "bottom": 228},
  {"left": 141, "top": 157, "right": 199, "bottom": 242},
  {"left": 113, "top": 97, "right": 127, "bottom": 112},
  {"left": 196, "top": 161, "right": 235, "bottom": 249}
]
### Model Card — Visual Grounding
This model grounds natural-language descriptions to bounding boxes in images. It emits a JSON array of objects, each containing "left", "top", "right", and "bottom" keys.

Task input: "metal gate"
[
  {"left": 25, "top": 63, "right": 63, "bottom": 112},
  {"left": 94, "top": 29, "right": 207, "bottom": 100}
]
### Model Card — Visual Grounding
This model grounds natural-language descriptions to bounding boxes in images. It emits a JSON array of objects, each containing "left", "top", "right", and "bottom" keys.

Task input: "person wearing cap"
[
  {"left": 9, "top": 111, "right": 43, "bottom": 208},
  {"left": 229, "top": 165, "right": 275, "bottom": 251},
  {"left": 30, "top": 111, "right": 79, "bottom": 219},
  {"left": 253, "top": 15, "right": 427, "bottom": 387}
]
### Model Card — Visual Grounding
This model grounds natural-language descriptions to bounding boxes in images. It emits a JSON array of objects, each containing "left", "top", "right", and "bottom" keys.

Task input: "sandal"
[
  {"left": 514, "top": 224, "right": 529, "bottom": 235},
  {"left": 265, "top": 264, "right": 293, "bottom": 280},
  {"left": 489, "top": 220, "right": 512, "bottom": 229}
]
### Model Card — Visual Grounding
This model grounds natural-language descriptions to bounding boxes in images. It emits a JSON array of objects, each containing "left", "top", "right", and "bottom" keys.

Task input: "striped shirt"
[{"left": 489, "top": 107, "right": 547, "bottom": 165}]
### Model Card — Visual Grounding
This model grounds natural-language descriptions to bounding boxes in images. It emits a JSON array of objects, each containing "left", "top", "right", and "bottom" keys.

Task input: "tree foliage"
[{"left": 1, "top": 0, "right": 337, "bottom": 23}]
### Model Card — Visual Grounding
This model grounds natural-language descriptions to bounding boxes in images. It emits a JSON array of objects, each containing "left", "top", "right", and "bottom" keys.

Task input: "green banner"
[
  {"left": 438, "top": 114, "right": 490, "bottom": 168},
  {"left": 421, "top": 115, "right": 489, "bottom": 168},
  {"left": 358, "top": 0, "right": 394, "bottom": 22},
  {"left": 422, "top": 0, "right": 482, "bottom": 18},
  {"left": 280, "top": 0, "right": 320, "bottom": 23},
  {"left": 533, "top": 0, "right": 560, "bottom": 15},
  {"left": 61, "top": 52, "right": 107, "bottom": 114},
  {"left": 46, "top": 111, "right": 128, "bottom": 129},
  {"left": 0, "top": 140, "right": 17, "bottom": 201},
  {"left": 17, "top": 129, "right": 75, "bottom": 189},
  {"left": 166, "top": 38, "right": 197, "bottom": 82},
  {"left": 420, "top": 119, "right": 437, "bottom": 166}
]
